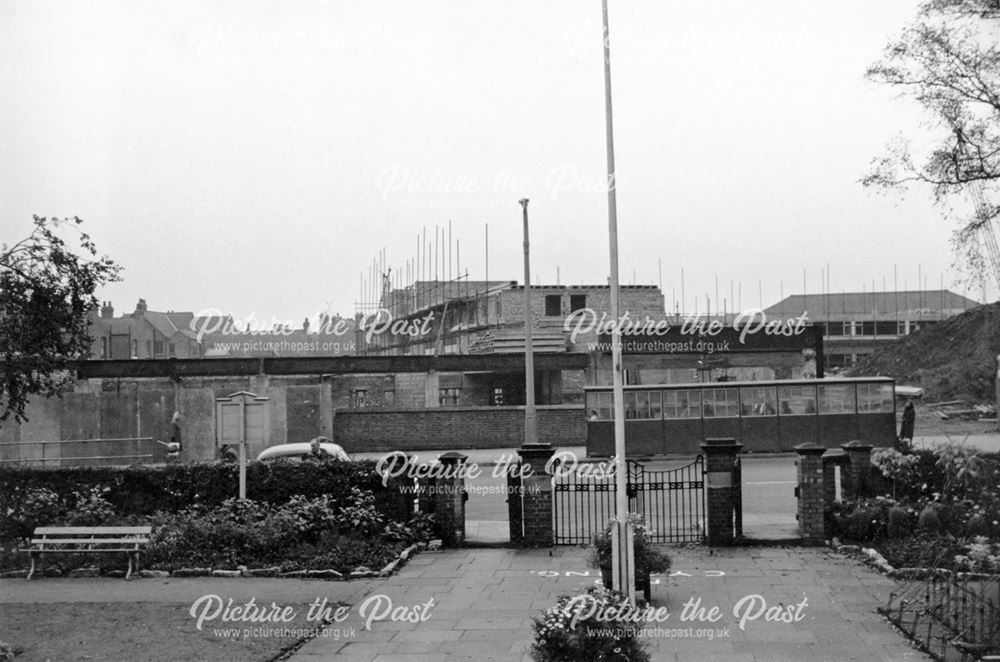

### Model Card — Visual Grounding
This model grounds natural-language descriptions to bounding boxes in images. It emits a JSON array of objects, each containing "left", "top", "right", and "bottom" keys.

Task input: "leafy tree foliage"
[
  {"left": 864, "top": 0, "right": 1000, "bottom": 278},
  {"left": 0, "top": 217, "right": 120, "bottom": 424}
]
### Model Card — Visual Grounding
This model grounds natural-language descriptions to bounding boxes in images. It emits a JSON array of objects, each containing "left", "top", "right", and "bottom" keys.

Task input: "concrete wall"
[
  {"left": 1, "top": 375, "right": 588, "bottom": 465},
  {"left": 333, "top": 405, "right": 585, "bottom": 452}
]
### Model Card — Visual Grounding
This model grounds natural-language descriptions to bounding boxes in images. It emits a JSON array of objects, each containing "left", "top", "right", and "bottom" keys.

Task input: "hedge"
[{"left": 0, "top": 459, "right": 412, "bottom": 526}]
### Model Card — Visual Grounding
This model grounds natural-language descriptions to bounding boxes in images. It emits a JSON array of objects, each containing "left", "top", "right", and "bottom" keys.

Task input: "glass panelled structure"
[{"left": 584, "top": 377, "right": 896, "bottom": 456}]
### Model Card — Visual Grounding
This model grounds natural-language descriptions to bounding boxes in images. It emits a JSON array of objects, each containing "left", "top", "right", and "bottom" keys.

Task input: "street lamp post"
[
  {"left": 601, "top": 0, "right": 635, "bottom": 604},
  {"left": 520, "top": 198, "right": 538, "bottom": 446}
]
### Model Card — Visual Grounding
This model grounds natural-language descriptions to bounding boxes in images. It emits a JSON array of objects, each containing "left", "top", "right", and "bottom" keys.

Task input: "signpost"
[{"left": 215, "top": 391, "right": 269, "bottom": 499}]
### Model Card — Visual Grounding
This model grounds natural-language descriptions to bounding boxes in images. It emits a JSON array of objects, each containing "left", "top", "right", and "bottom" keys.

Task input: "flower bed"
[
  {"left": 0, "top": 461, "right": 434, "bottom": 577},
  {"left": 827, "top": 444, "right": 1000, "bottom": 574}
]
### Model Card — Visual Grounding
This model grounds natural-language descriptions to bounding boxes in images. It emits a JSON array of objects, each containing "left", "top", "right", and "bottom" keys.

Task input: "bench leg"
[
  {"left": 126, "top": 553, "right": 134, "bottom": 581},
  {"left": 27, "top": 553, "right": 37, "bottom": 580}
]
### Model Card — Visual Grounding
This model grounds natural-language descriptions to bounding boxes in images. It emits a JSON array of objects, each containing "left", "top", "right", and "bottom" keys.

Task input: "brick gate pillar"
[
  {"left": 840, "top": 440, "right": 874, "bottom": 498},
  {"left": 795, "top": 443, "right": 827, "bottom": 545},
  {"left": 518, "top": 445, "right": 556, "bottom": 547},
  {"left": 434, "top": 452, "right": 468, "bottom": 546},
  {"left": 699, "top": 438, "right": 742, "bottom": 546}
]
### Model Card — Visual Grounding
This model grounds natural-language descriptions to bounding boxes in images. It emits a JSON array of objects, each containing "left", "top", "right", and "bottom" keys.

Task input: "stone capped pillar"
[
  {"left": 795, "top": 443, "right": 827, "bottom": 545},
  {"left": 433, "top": 452, "right": 468, "bottom": 546},
  {"left": 699, "top": 438, "right": 743, "bottom": 546},
  {"left": 840, "top": 440, "right": 874, "bottom": 498},
  {"left": 517, "top": 444, "right": 556, "bottom": 547}
]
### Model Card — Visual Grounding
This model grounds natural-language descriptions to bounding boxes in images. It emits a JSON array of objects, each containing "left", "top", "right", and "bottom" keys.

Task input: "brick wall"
[{"left": 332, "top": 406, "right": 585, "bottom": 452}]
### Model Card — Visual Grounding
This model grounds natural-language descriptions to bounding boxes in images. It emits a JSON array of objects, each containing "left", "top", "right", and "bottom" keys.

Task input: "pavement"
[{"left": 0, "top": 545, "right": 933, "bottom": 662}]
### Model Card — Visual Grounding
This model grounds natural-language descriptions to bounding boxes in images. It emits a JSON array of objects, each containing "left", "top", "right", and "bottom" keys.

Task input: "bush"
[
  {"left": 0, "top": 486, "right": 63, "bottom": 541},
  {"left": 530, "top": 586, "right": 650, "bottom": 662},
  {"left": 0, "top": 460, "right": 412, "bottom": 543},
  {"left": 954, "top": 536, "right": 1000, "bottom": 573},
  {"left": 918, "top": 505, "right": 941, "bottom": 533},
  {"left": 64, "top": 487, "right": 116, "bottom": 526},
  {"left": 591, "top": 515, "right": 671, "bottom": 576},
  {"left": 887, "top": 506, "right": 912, "bottom": 539}
]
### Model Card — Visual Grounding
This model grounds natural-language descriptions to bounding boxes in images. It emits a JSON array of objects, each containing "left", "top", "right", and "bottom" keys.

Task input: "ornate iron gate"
[{"left": 553, "top": 457, "right": 706, "bottom": 545}]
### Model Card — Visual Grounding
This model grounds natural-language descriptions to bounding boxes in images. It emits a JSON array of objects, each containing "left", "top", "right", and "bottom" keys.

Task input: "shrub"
[
  {"left": 63, "top": 486, "right": 116, "bottom": 526},
  {"left": 918, "top": 505, "right": 941, "bottom": 533},
  {"left": 954, "top": 536, "right": 1000, "bottom": 573},
  {"left": 844, "top": 510, "right": 872, "bottom": 541},
  {"left": 933, "top": 442, "right": 984, "bottom": 498},
  {"left": 872, "top": 449, "right": 920, "bottom": 498},
  {"left": 333, "top": 488, "right": 384, "bottom": 536},
  {"left": 530, "top": 586, "right": 651, "bottom": 662},
  {"left": 0, "top": 640, "right": 13, "bottom": 662},
  {"left": 966, "top": 513, "right": 989, "bottom": 537},
  {"left": 887, "top": 506, "right": 913, "bottom": 539},
  {"left": 0, "top": 486, "right": 63, "bottom": 541},
  {"left": 591, "top": 514, "right": 671, "bottom": 576}
]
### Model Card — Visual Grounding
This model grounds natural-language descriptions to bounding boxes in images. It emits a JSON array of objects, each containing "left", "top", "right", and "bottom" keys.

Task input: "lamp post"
[
  {"left": 520, "top": 198, "right": 538, "bottom": 446},
  {"left": 601, "top": 0, "right": 635, "bottom": 604}
]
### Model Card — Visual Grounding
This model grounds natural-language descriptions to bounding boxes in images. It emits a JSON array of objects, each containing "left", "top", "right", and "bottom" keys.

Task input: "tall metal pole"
[
  {"left": 601, "top": 0, "right": 634, "bottom": 605},
  {"left": 520, "top": 199, "right": 538, "bottom": 446}
]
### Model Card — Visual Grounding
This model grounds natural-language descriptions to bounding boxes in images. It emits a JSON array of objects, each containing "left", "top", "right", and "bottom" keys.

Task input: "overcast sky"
[{"left": 1, "top": 0, "right": 989, "bottom": 326}]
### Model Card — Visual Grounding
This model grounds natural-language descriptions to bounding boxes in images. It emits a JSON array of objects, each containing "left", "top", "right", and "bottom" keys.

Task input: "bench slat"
[
  {"left": 34, "top": 527, "right": 151, "bottom": 535},
  {"left": 30, "top": 538, "right": 149, "bottom": 546},
  {"left": 28, "top": 548, "right": 145, "bottom": 554}
]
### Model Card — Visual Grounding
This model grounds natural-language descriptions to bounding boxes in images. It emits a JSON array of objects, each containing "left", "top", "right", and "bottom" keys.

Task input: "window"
[
  {"left": 740, "top": 387, "right": 776, "bottom": 416},
  {"left": 168, "top": 343, "right": 176, "bottom": 357},
  {"left": 146, "top": 339, "right": 152, "bottom": 356},
  {"left": 352, "top": 388, "right": 368, "bottom": 409},
  {"left": 663, "top": 390, "right": 696, "bottom": 419},
  {"left": 544, "top": 295, "right": 562, "bottom": 317},
  {"left": 624, "top": 390, "right": 661, "bottom": 420},
  {"left": 586, "top": 392, "right": 615, "bottom": 420},
  {"left": 826, "top": 354, "right": 851, "bottom": 370},
  {"left": 818, "top": 384, "right": 856, "bottom": 414},
  {"left": 825, "top": 322, "right": 847, "bottom": 336},
  {"left": 703, "top": 388, "right": 738, "bottom": 418},
  {"left": 154, "top": 340, "right": 164, "bottom": 355},
  {"left": 131, "top": 339, "right": 138, "bottom": 358},
  {"left": 100, "top": 337, "right": 107, "bottom": 359},
  {"left": 570, "top": 294, "right": 587, "bottom": 312},
  {"left": 857, "top": 383, "right": 893, "bottom": 413},
  {"left": 777, "top": 385, "right": 817, "bottom": 415},
  {"left": 875, "top": 321, "right": 898, "bottom": 336},
  {"left": 859, "top": 321, "right": 876, "bottom": 336},
  {"left": 439, "top": 388, "right": 461, "bottom": 406},
  {"left": 492, "top": 387, "right": 505, "bottom": 406}
]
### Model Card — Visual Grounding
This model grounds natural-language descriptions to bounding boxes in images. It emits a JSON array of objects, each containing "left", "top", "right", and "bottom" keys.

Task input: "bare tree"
[{"left": 864, "top": 0, "right": 1000, "bottom": 279}]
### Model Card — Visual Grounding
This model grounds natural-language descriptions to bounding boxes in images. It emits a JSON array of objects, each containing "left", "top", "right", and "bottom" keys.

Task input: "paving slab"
[{"left": 280, "top": 545, "right": 933, "bottom": 662}]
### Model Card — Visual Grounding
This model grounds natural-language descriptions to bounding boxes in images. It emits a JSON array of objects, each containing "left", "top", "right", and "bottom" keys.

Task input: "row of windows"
[
  {"left": 587, "top": 383, "right": 894, "bottom": 421},
  {"left": 820, "top": 320, "right": 938, "bottom": 337}
]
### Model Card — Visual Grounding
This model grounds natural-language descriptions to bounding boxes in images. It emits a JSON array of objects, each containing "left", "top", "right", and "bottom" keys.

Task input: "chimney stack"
[
  {"left": 101, "top": 301, "right": 114, "bottom": 319},
  {"left": 135, "top": 298, "right": 148, "bottom": 315}
]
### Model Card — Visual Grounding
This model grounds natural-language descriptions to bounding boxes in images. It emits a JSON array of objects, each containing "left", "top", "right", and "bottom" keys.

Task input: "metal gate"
[{"left": 553, "top": 456, "right": 706, "bottom": 545}]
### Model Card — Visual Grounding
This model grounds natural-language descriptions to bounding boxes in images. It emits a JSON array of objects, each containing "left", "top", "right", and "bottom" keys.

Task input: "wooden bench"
[{"left": 22, "top": 526, "right": 152, "bottom": 580}]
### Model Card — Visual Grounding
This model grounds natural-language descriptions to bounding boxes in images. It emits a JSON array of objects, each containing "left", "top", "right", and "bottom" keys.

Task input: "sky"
[{"left": 1, "top": 0, "right": 991, "bottom": 327}]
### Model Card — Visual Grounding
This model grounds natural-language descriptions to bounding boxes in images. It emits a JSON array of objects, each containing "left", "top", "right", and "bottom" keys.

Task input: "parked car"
[{"left": 256, "top": 438, "right": 350, "bottom": 462}]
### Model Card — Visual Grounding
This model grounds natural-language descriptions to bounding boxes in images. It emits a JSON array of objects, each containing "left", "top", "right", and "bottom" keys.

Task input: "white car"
[{"left": 256, "top": 440, "right": 351, "bottom": 462}]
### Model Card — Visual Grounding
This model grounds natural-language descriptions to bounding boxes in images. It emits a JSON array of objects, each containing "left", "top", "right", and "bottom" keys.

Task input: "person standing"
[{"left": 898, "top": 400, "right": 916, "bottom": 449}]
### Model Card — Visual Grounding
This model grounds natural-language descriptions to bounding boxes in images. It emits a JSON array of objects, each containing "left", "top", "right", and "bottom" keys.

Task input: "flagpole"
[{"left": 601, "top": 0, "right": 634, "bottom": 605}]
